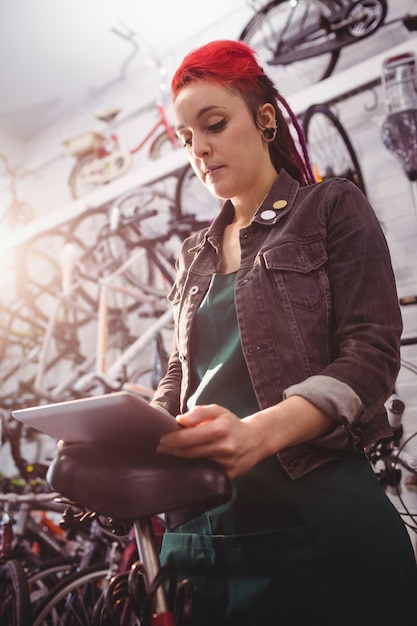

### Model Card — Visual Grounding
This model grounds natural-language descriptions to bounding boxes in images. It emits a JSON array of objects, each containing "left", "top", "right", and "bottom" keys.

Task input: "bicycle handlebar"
[{"left": 0, "top": 491, "right": 61, "bottom": 504}]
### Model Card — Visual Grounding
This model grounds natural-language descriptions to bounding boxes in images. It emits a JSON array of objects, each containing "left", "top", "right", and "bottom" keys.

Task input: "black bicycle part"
[
  {"left": 0, "top": 558, "right": 31, "bottom": 626},
  {"left": 302, "top": 102, "right": 366, "bottom": 194},
  {"left": 239, "top": 0, "right": 387, "bottom": 96}
]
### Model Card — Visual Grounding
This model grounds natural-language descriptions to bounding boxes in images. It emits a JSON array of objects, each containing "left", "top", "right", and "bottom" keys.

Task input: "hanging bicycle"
[{"left": 239, "top": 0, "right": 416, "bottom": 97}]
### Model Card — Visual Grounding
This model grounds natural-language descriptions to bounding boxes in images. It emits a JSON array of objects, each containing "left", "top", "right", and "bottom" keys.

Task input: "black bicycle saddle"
[{"left": 47, "top": 443, "right": 232, "bottom": 529}]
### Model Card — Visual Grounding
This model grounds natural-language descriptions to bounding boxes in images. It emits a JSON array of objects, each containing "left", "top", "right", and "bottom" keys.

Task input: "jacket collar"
[{"left": 201, "top": 169, "right": 300, "bottom": 251}]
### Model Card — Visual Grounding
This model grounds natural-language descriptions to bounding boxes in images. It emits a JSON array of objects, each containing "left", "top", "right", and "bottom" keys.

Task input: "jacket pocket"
[{"left": 262, "top": 239, "right": 329, "bottom": 310}]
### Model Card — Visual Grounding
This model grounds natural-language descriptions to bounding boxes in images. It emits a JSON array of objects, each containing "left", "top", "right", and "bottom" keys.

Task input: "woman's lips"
[{"left": 204, "top": 165, "right": 224, "bottom": 180}]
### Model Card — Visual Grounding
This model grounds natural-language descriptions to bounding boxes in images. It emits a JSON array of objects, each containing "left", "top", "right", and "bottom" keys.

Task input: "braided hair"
[{"left": 171, "top": 39, "right": 315, "bottom": 186}]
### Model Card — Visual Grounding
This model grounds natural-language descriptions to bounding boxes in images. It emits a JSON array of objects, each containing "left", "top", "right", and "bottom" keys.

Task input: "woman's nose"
[{"left": 192, "top": 133, "right": 210, "bottom": 159}]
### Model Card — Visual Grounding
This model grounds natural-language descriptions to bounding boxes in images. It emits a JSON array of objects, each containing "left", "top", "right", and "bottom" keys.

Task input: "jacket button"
[{"left": 179, "top": 352, "right": 186, "bottom": 363}]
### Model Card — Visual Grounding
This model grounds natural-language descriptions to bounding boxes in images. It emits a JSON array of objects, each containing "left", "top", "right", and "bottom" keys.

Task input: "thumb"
[{"left": 176, "top": 404, "right": 219, "bottom": 428}]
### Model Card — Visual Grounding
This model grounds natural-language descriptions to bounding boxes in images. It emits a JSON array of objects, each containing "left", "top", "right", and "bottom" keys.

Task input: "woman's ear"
[{"left": 258, "top": 103, "right": 276, "bottom": 131}]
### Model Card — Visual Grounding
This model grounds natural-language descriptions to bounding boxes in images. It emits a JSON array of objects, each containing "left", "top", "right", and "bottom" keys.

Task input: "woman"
[{"left": 153, "top": 40, "right": 417, "bottom": 625}]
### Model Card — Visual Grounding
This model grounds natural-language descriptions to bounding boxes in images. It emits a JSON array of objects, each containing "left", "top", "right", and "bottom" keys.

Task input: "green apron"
[{"left": 160, "top": 273, "right": 417, "bottom": 625}]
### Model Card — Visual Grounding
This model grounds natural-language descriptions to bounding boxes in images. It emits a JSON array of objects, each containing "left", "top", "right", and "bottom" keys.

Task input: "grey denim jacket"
[{"left": 151, "top": 169, "right": 402, "bottom": 478}]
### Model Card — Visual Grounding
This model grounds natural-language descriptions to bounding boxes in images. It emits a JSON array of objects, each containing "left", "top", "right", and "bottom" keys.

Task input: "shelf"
[{"left": 0, "top": 149, "right": 188, "bottom": 253}]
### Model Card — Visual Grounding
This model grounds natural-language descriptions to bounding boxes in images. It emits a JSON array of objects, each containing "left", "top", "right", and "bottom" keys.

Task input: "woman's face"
[{"left": 173, "top": 81, "right": 276, "bottom": 205}]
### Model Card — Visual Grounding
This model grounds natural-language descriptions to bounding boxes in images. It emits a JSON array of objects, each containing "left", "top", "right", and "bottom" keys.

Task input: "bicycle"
[
  {"left": 366, "top": 394, "right": 417, "bottom": 534},
  {"left": 5, "top": 196, "right": 195, "bottom": 404},
  {"left": 0, "top": 410, "right": 122, "bottom": 615},
  {"left": 25, "top": 199, "right": 211, "bottom": 403},
  {"left": 33, "top": 440, "right": 232, "bottom": 625},
  {"left": 0, "top": 412, "right": 76, "bottom": 569},
  {"left": 64, "top": 97, "right": 180, "bottom": 200},
  {"left": 239, "top": 0, "right": 417, "bottom": 97}
]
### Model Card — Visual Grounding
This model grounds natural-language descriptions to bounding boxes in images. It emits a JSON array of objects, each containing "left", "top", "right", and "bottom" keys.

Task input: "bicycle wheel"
[
  {"left": 68, "top": 151, "right": 105, "bottom": 199},
  {"left": 344, "top": 0, "right": 387, "bottom": 39},
  {"left": 27, "top": 557, "right": 78, "bottom": 609},
  {"left": 175, "top": 164, "right": 222, "bottom": 224},
  {"left": 149, "top": 127, "right": 181, "bottom": 159},
  {"left": 0, "top": 559, "right": 32, "bottom": 626},
  {"left": 0, "top": 298, "right": 45, "bottom": 389},
  {"left": 302, "top": 103, "right": 366, "bottom": 194},
  {"left": 32, "top": 294, "right": 98, "bottom": 401},
  {"left": 239, "top": 0, "right": 339, "bottom": 98},
  {"left": 66, "top": 207, "right": 126, "bottom": 308},
  {"left": 32, "top": 563, "right": 110, "bottom": 626},
  {"left": 16, "top": 227, "right": 74, "bottom": 323}
]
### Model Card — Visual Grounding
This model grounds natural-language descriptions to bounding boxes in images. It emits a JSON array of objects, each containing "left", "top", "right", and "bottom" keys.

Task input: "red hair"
[
  {"left": 171, "top": 40, "right": 314, "bottom": 185},
  {"left": 171, "top": 40, "right": 264, "bottom": 96}
]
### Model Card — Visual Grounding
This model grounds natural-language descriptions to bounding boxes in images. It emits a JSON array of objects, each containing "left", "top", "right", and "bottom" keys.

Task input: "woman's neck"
[{"left": 231, "top": 168, "right": 278, "bottom": 228}]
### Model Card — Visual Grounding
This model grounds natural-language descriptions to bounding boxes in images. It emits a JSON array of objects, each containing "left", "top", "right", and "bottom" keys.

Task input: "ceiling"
[{"left": 0, "top": 0, "right": 247, "bottom": 144}]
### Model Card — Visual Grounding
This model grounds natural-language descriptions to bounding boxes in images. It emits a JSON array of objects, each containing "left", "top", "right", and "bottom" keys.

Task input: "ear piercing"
[{"left": 263, "top": 126, "right": 277, "bottom": 141}]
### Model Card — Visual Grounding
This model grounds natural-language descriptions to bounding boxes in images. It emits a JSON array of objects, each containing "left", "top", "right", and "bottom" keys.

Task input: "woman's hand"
[
  {"left": 157, "top": 404, "right": 265, "bottom": 479},
  {"left": 157, "top": 397, "right": 335, "bottom": 479}
]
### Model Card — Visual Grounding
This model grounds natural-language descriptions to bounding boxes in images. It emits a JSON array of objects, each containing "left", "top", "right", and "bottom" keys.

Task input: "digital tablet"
[{"left": 11, "top": 391, "right": 179, "bottom": 448}]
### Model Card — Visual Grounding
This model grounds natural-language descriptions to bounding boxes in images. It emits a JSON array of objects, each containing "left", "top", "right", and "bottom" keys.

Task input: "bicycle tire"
[
  {"left": 149, "top": 127, "right": 180, "bottom": 159},
  {"left": 239, "top": 0, "right": 340, "bottom": 98},
  {"left": 174, "top": 164, "right": 222, "bottom": 224},
  {"left": 0, "top": 559, "right": 32, "bottom": 626},
  {"left": 32, "top": 563, "right": 110, "bottom": 626},
  {"left": 69, "top": 151, "right": 103, "bottom": 199},
  {"left": 302, "top": 103, "right": 366, "bottom": 195},
  {"left": 27, "top": 557, "right": 79, "bottom": 609},
  {"left": 16, "top": 227, "right": 88, "bottom": 323},
  {"left": 33, "top": 296, "right": 98, "bottom": 401}
]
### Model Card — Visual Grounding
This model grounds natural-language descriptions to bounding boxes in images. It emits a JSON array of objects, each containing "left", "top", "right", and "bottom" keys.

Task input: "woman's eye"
[{"left": 208, "top": 118, "right": 226, "bottom": 133}]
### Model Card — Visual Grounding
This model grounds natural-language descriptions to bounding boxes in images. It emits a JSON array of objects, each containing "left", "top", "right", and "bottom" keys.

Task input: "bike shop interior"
[{"left": 1, "top": 0, "right": 417, "bottom": 565}]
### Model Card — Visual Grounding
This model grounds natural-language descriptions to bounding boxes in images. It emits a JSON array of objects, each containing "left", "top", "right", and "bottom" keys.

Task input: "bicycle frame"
[
  {"left": 94, "top": 103, "right": 179, "bottom": 160},
  {"left": 129, "top": 104, "right": 179, "bottom": 157}
]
